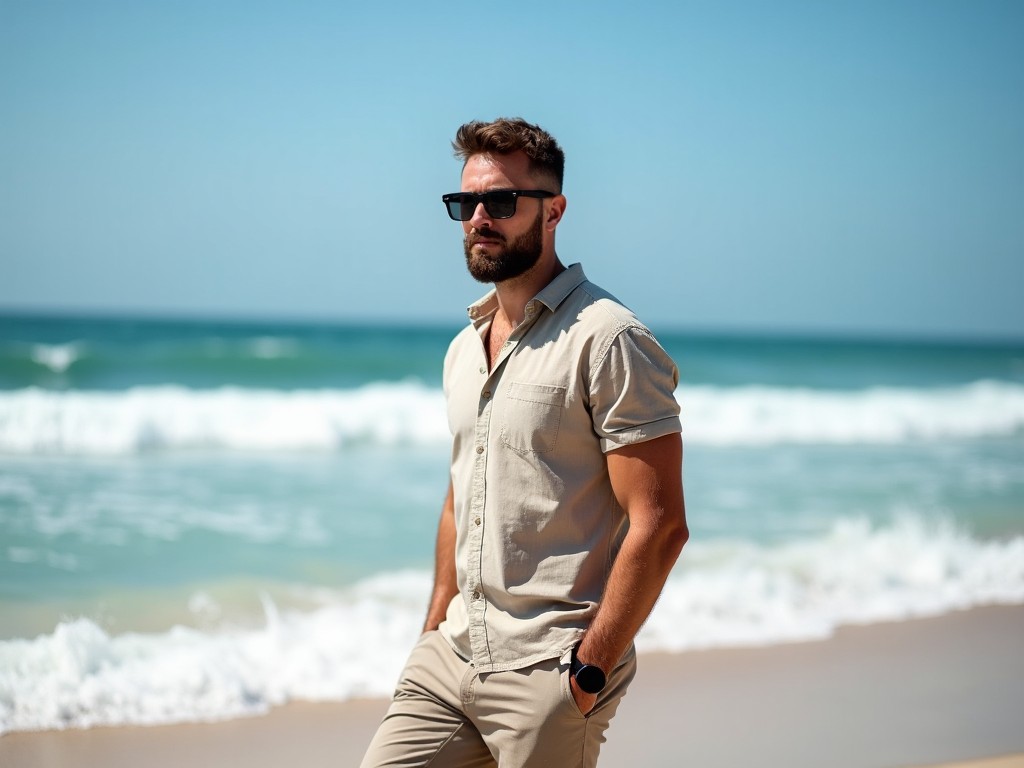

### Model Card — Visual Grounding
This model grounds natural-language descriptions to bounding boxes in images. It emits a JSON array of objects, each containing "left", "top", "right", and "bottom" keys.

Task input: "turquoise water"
[
  {"left": 1, "top": 312, "right": 1022, "bottom": 732},
  {"left": 4, "top": 314, "right": 1022, "bottom": 392}
]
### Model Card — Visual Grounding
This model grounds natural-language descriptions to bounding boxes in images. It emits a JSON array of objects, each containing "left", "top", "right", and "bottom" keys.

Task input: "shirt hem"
[{"left": 439, "top": 630, "right": 584, "bottom": 673}]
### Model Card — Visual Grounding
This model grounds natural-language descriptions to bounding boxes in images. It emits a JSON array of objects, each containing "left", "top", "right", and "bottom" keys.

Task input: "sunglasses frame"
[{"left": 441, "top": 189, "right": 555, "bottom": 221}]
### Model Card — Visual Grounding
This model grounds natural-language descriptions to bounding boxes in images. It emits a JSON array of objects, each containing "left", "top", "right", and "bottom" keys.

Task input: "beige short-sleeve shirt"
[{"left": 439, "top": 263, "right": 681, "bottom": 673}]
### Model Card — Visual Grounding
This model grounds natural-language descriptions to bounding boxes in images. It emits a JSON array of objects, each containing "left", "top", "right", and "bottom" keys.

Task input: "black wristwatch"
[{"left": 570, "top": 646, "right": 607, "bottom": 694}]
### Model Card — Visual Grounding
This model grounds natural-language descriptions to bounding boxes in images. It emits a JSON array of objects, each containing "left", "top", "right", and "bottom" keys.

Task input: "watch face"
[{"left": 575, "top": 664, "right": 606, "bottom": 694}]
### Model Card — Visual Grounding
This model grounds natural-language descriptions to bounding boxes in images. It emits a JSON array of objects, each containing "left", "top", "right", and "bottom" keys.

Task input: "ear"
[{"left": 546, "top": 194, "right": 566, "bottom": 231}]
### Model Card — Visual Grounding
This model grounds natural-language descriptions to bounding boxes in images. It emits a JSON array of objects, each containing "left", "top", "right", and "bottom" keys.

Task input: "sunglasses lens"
[
  {"left": 445, "top": 198, "right": 466, "bottom": 220},
  {"left": 484, "top": 191, "right": 517, "bottom": 219}
]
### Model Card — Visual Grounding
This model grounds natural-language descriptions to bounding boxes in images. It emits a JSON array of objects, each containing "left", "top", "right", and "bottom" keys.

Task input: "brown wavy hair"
[{"left": 452, "top": 117, "right": 564, "bottom": 192}]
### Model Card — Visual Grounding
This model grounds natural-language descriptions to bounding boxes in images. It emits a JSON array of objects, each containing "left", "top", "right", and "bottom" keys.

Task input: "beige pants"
[{"left": 360, "top": 630, "right": 637, "bottom": 768}]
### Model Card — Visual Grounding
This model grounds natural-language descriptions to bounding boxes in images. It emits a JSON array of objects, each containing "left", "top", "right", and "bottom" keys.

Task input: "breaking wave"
[
  {"left": 0, "top": 380, "right": 1022, "bottom": 455},
  {"left": 1, "top": 517, "right": 1021, "bottom": 733}
]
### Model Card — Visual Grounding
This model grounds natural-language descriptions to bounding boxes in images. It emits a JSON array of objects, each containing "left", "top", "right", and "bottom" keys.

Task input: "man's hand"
[{"left": 569, "top": 675, "right": 597, "bottom": 716}]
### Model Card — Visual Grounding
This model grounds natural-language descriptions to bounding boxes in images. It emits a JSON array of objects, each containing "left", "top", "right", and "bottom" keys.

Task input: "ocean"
[{"left": 1, "top": 312, "right": 1022, "bottom": 734}]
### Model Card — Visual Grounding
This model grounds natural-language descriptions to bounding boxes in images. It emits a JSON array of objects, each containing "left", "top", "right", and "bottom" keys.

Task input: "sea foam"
[
  {"left": 679, "top": 380, "right": 1024, "bottom": 445},
  {"left": 0, "top": 380, "right": 1022, "bottom": 455},
  {"left": 0, "top": 382, "right": 449, "bottom": 455},
  {"left": 1, "top": 517, "right": 1021, "bottom": 734}
]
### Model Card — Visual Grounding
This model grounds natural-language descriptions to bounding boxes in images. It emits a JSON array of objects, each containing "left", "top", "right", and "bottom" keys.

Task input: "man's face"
[{"left": 460, "top": 152, "right": 550, "bottom": 284}]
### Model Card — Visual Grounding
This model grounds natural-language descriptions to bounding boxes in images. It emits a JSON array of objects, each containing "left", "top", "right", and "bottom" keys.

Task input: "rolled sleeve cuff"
[{"left": 600, "top": 414, "right": 682, "bottom": 453}]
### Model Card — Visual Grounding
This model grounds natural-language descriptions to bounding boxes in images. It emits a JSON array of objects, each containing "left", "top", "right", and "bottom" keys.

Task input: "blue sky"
[{"left": 2, "top": 1, "right": 1022, "bottom": 339}]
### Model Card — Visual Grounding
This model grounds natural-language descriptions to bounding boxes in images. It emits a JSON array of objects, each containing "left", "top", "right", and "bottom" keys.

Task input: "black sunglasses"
[{"left": 442, "top": 189, "right": 555, "bottom": 221}]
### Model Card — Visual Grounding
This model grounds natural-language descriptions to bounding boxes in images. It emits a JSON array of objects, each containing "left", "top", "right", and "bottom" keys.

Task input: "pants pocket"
[{"left": 559, "top": 656, "right": 588, "bottom": 719}]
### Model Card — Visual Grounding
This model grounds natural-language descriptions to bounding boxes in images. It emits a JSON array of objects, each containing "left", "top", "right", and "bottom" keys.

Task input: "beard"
[{"left": 463, "top": 208, "right": 544, "bottom": 284}]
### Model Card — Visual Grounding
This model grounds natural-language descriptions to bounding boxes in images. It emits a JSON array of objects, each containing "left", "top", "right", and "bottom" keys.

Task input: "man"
[{"left": 360, "top": 117, "right": 687, "bottom": 768}]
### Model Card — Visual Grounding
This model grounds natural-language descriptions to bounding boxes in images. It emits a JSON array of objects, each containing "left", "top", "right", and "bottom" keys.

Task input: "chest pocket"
[{"left": 500, "top": 382, "right": 567, "bottom": 454}]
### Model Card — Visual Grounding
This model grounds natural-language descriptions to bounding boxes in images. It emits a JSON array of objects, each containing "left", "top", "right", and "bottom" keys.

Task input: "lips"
[{"left": 468, "top": 228, "right": 505, "bottom": 247}]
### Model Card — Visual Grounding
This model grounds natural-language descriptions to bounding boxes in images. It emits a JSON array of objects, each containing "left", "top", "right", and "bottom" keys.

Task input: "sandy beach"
[{"left": 3, "top": 605, "right": 1022, "bottom": 768}]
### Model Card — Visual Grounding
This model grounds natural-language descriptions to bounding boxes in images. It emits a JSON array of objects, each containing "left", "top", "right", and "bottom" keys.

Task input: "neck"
[{"left": 493, "top": 254, "right": 565, "bottom": 328}]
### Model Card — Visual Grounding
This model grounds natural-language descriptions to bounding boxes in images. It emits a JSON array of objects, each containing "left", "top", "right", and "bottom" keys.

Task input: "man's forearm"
[
  {"left": 577, "top": 434, "right": 688, "bottom": 672},
  {"left": 576, "top": 510, "right": 687, "bottom": 671},
  {"left": 423, "top": 482, "right": 458, "bottom": 633}
]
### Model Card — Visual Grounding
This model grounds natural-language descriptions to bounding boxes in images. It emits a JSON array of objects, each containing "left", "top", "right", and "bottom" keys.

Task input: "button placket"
[
  {"left": 463, "top": 310, "right": 545, "bottom": 669},
  {"left": 466, "top": 366, "right": 495, "bottom": 665}
]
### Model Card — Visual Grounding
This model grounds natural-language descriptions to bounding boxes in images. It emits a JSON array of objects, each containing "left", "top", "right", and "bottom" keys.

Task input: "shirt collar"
[
  {"left": 534, "top": 262, "right": 587, "bottom": 312},
  {"left": 466, "top": 263, "right": 588, "bottom": 324}
]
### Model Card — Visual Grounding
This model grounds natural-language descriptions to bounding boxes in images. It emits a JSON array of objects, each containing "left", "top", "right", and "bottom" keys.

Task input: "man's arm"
[
  {"left": 422, "top": 480, "right": 458, "bottom": 633},
  {"left": 571, "top": 432, "right": 688, "bottom": 712}
]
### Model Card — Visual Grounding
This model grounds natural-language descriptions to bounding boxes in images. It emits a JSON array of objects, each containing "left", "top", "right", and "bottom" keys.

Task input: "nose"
[{"left": 468, "top": 201, "right": 492, "bottom": 230}]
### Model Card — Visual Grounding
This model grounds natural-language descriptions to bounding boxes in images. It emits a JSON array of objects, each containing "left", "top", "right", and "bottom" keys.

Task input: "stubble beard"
[{"left": 463, "top": 208, "right": 544, "bottom": 284}]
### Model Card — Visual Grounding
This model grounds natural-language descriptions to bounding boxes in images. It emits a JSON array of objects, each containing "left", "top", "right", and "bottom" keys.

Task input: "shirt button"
[
  {"left": 479, "top": 366, "right": 486, "bottom": 374},
  {"left": 482, "top": 390, "right": 491, "bottom": 399},
  {"left": 472, "top": 591, "right": 480, "bottom": 600},
  {"left": 476, "top": 445, "right": 484, "bottom": 454},
  {"left": 474, "top": 517, "right": 481, "bottom": 526}
]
